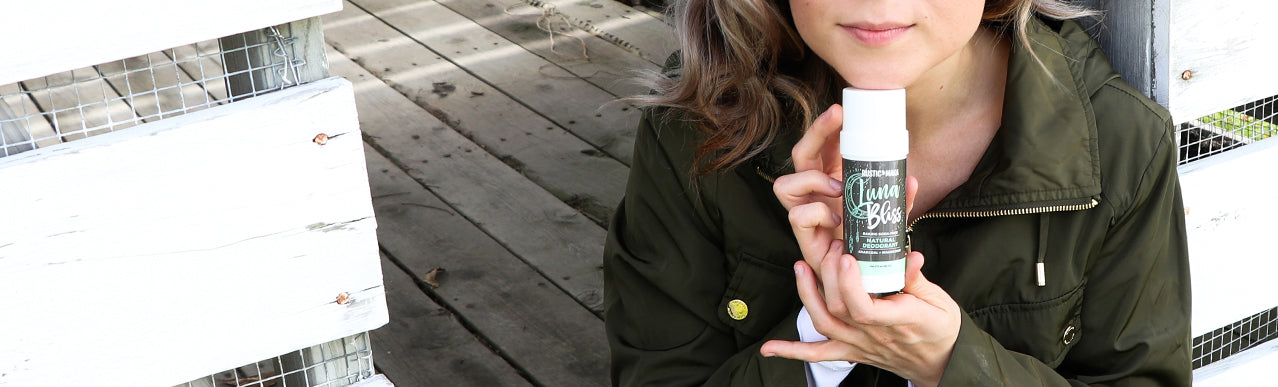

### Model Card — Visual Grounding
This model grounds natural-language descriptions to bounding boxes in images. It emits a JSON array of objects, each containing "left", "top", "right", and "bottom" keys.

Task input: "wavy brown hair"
[{"left": 635, "top": 0, "right": 1098, "bottom": 176}]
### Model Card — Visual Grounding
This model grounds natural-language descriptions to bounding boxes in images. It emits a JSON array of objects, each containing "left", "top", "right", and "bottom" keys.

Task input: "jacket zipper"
[{"left": 905, "top": 198, "right": 1100, "bottom": 252}]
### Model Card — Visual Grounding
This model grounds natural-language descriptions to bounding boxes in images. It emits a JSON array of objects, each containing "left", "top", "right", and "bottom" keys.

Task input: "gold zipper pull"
[{"left": 905, "top": 227, "right": 913, "bottom": 253}]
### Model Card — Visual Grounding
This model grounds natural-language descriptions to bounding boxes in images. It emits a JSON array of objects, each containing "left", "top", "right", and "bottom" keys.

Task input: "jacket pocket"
[
  {"left": 967, "top": 280, "right": 1086, "bottom": 367},
  {"left": 716, "top": 252, "right": 800, "bottom": 342}
]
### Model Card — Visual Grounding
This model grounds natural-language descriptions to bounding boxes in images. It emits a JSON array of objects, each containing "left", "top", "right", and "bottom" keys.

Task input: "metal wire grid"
[
  {"left": 1178, "top": 95, "right": 1278, "bottom": 164},
  {"left": 1192, "top": 307, "right": 1278, "bottom": 369},
  {"left": 0, "top": 23, "right": 308, "bottom": 159},
  {"left": 174, "top": 331, "right": 376, "bottom": 387}
]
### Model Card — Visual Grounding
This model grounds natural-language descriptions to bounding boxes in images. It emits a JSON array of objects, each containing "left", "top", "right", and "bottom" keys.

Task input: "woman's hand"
[
  {"left": 761, "top": 249, "right": 961, "bottom": 387},
  {"left": 770, "top": 104, "right": 959, "bottom": 386},
  {"left": 773, "top": 104, "right": 919, "bottom": 275},
  {"left": 773, "top": 105, "right": 847, "bottom": 276}
]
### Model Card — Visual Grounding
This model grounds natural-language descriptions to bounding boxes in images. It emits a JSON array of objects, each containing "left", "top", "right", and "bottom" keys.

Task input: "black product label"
[{"left": 842, "top": 159, "right": 907, "bottom": 261}]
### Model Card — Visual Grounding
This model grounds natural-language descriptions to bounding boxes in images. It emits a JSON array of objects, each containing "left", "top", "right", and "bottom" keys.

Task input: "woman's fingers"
[
  {"left": 774, "top": 170, "right": 842, "bottom": 210},
  {"left": 788, "top": 202, "right": 841, "bottom": 265},
  {"left": 760, "top": 338, "right": 857, "bottom": 363},
  {"left": 793, "top": 104, "right": 843, "bottom": 173},
  {"left": 900, "top": 251, "right": 954, "bottom": 311},
  {"left": 832, "top": 254, "right": 884, "bottom": 325}
]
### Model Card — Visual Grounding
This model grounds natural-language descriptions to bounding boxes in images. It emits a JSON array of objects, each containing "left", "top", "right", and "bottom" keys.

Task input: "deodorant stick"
[{"left": 841, "top": 87, "right": 908, "bottom": 295}]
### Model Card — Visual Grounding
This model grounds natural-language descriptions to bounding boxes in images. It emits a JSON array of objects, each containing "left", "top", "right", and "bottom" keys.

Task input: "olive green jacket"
[{"left": 604, "top": 17, "right": 1191, "bottom": 386}]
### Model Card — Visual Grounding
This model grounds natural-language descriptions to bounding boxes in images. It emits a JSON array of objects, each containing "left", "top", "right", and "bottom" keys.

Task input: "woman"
[{"left": 603, "top": 0, "right": 1191, "bottom": 385}]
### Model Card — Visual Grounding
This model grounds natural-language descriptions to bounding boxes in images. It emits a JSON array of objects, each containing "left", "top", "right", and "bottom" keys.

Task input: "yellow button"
[{"left": 727, "top": 299, "right": 749, "bottom": 320}]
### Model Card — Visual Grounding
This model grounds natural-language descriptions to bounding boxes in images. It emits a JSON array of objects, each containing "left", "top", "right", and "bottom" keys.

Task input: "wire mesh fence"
[
  {"left": 0, "top": 23, "right": 310, "bottom": 158},
  {"left": 1178, "top": 95, "right": 1278, "bottom": 165},
  {"left": 173, "top": 332, "right": 377, "bottom": 387},
  {"left": 1193, "top": 307, "right": 1278, "bottom": 369}
]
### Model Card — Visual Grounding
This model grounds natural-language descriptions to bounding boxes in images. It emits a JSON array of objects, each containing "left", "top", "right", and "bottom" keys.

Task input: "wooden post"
[
  {"left": 1076, "top": 0, "right": 1169, "bottom": 108},
  {"left": 220, "top": 17, "right": 330, "bottom": 100}
]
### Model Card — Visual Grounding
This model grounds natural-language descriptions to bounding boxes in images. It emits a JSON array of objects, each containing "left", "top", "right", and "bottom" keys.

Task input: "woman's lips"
[{"left": 842, "top": 24, "right": 912, "bottom": 46}]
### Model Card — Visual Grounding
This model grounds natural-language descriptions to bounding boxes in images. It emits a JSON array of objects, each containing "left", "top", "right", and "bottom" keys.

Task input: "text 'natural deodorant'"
[{"left": 841, "top": 87, "right": 908, "bottom": 295}]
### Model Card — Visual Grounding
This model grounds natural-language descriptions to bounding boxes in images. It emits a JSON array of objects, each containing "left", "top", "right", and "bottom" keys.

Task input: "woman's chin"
[
  {"left": 843, "top": 78, "right": 910, "bottom": 90},
  {"left": 837, "top": 68, "right": 916, "bottom": 90}
]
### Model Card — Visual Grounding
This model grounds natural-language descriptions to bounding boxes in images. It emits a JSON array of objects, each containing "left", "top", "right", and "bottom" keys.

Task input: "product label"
[{"left": 842, "top": 159, "right": 907, "bottom": 262}]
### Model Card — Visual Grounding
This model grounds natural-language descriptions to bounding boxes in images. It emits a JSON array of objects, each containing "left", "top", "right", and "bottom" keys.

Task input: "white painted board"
[
  {"left": 0, "top": 0, "right": 341, "bottom": 86},
  {"left": 350, "top": 374, "right": 395, "bottom": 387},
  {"left": 1179, "top": 138, "right": 1278, "bottom": 338},
  {"left": 1194, "top": 336, "right": 1278, "bottom": 385},
  {"left": 0, "top": 77, "right": 387, "bottom": 386},
  {"left": 1169, "top": 0, "right": 1278, "bottom": 121}
]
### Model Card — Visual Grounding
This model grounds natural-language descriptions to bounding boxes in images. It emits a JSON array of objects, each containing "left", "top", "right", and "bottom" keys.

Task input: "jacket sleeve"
[
  {"left": 604, "top": 108, "right": 809, "bottom": 386},
  {"left": 938, "top": 118, "right": 1191, "bottom": 385}
]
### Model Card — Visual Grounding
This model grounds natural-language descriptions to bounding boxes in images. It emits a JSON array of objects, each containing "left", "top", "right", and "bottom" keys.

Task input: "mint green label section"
[{"left": 858, "top": 258, "right": 906, "bottom": 277}]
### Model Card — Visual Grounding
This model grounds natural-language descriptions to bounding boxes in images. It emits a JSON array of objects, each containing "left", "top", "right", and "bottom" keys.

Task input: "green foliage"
[{"left": 1199, "top": 110, "right": 1278, "bottom": 141}]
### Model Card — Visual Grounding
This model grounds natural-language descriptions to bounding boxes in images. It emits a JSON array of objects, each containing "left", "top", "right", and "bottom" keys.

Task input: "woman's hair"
[{"left": 635, "top": 0, "right": 1098, "bottom": 176}]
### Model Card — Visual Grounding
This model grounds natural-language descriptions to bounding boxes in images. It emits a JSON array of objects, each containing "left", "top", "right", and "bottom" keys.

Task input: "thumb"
[
  {"left": 901, "top": 251, "right": 942, "bottom": 298},
  {"left": 905, "top": 175, "right": 918, "bottom": 220}
]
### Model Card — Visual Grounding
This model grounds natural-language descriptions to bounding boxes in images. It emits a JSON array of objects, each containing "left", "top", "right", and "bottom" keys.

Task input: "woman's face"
[{"left": 789, "top": 0, "right": 987, "bottom": 89}]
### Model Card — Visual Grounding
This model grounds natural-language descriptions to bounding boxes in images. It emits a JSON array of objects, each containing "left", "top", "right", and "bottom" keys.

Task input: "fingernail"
[
  {"left": 829, "top": 178, "right": 842, "bottom": 193},
  {"left": 830, "top": 240, "right": 842, "bottom": 252},
  {"left": 831, "top": 212, "right": 841, "bottom": 225},
  {"left": 762, "top": 352, "right": 776, "bottom": 358},
  {"left": 842, "top": 255, "right": 853, "bottom": 270},
  {"left": 794, "top": 262, "right": 804, "bottom": 276}
]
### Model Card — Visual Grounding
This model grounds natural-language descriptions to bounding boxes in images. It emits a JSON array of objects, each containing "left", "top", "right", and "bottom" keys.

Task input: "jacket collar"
[{"left": 756, "top": 17, "right": 1102, "bottom": 213}]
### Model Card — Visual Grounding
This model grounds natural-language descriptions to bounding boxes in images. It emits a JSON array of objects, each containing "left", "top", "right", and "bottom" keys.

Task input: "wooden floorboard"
[
  {"left": 362, "top": 130, "right": 608, "bottom": 386},
  {"left": 97, "top": 52, "right": 214, "bottom": 123},
  {"left": 329, "top": 1, "right": 675, "bottom": 385},
  {"left": 524, "top": 0, "right": 676, "bottom": 67},
  {"left": 323, "top": 2, "right": 629, "bottom": 225},
  {"left": 343, "top": 0, "right": 640, "bottom": 165},
  {"left": 332, "top": 47, "right": 606, "bottom": 313},
  {"left": 435, "top": 0, "right": 660, "bottom": 99},
  {"left": 20, "top": 67, "right": 139, "bottom": 142},
  {"left": 0, "top": 83, "right": 57, "bottom": 153},
  {"left": 167, "top": 40, "right": 231, "bottom": 103},
  {"left": 370, "top": 249, "right": 532, "bottom": 387}
]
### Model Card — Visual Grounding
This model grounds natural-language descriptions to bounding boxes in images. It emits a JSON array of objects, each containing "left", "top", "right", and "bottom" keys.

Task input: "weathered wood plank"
[
  {"left": 1168, "top": 0, "right": 1278, "bottom": 121},
  {"left": 436, "top": 0, "right": 660, "bottom": 99},
  {"left": 523, "top": 0, "right": 676, "bottom": 66},
  {"left": 0, "top": 0, "right": 341, "bottom": 86},
  {"left": 331, "top": 44, "right": 607, "bottom": 314},
  {"left": 323, "top": 5, "right": 629, "bottom": 224},
  {"left": 1178, "top": 137, "right": 1278, "bottom": 338},
  {"left": 342, "top": 0, "right": 640, "bottom": 165},
  {"left": 20, "top": 67, "right": 141, "bottom": 142},
  {"left": 0, "top": 78, "right": 387, "bottom": 386},
  {"left": 369, "top": 190, "right": 533, "bottom": 387},
  {"left": 363, "top": 140, "right": 608, "bottom": 385}
]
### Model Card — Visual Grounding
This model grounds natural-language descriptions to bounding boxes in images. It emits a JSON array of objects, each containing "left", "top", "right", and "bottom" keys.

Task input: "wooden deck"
[{"left": 320, "top": 1, "right": 672, "bottom": 385}]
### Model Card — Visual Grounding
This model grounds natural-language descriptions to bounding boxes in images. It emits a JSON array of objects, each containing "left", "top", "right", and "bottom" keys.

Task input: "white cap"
[{"left": 841, "top": 88, "right": 908, "bottom": 161}]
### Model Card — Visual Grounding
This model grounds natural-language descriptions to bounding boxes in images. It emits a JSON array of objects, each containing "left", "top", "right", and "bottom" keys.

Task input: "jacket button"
[
  {"left": 727, "top": 299, "right": 749, "bottom": 320},
  {"left": 1062, "top": 324, "right": 1077, "bottom": 345}
]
